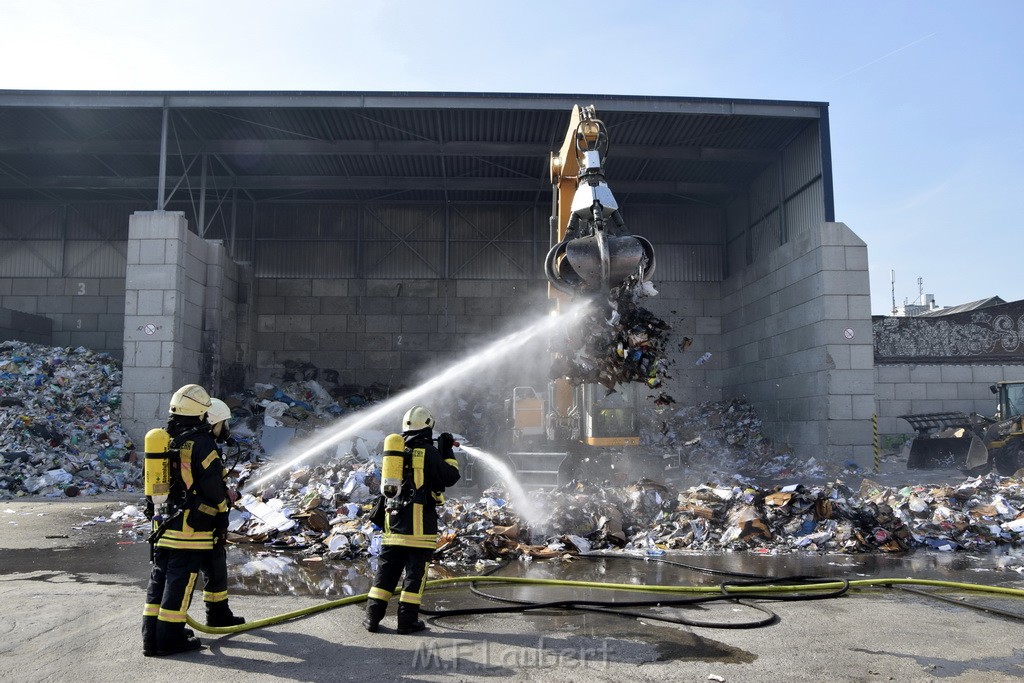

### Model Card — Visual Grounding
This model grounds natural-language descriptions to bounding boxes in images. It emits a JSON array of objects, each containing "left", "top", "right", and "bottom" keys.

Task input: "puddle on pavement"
[
  {"left": 0, "top": 544, "right": 151, "bottom": 586},
  {"left": 220, "top": 543, "right": 1024, "bottom": 599},
  {"left": 850, "top": 646, "right": 1024, "bottom": 678}
]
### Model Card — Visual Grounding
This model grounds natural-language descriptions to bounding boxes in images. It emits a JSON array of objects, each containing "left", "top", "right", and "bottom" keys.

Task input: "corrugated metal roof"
[
  {"left": 0, "top": 90, "right": 827, "bottom": 209},
  {"left": 915, "top": 297, "right": 1007, "bottom": 317}
]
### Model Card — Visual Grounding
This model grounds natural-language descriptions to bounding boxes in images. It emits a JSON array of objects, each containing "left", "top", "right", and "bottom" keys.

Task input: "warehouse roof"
[{"left": 0, "top": 90, "right": 829, "bottom": 207}]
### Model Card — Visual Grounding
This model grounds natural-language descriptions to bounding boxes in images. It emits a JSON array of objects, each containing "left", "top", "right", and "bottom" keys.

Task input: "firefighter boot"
[
  {"left": 206, "top": 600, "right": 246, "bottom": 627},
  {"left": 363, "top": 598, "right": 388, "bottom": 633},
  {"left": 153, "top": 621, "right": 204, "bottom": 657},
  {"left": 396, "top": 602, "right": 427, "bottom": 635},
  {"left": 143, "top": 616, "right": 157, "bottom": 657}
]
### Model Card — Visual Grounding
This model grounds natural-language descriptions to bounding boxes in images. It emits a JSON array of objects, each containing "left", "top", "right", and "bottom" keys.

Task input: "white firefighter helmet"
[
  {"left": 168, "top": 383, "right": 212, "bottom": 417},
  {"left": 207, "top": 398, "right": 231, "bottom": 426},
  {"left": 402, "top": 405, "right": 434, "bottom": 431}
]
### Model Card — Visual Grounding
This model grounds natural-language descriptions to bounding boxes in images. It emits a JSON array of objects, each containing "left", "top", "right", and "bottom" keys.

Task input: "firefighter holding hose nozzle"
[{"left": 363, "top": 405, "right": 461, "bottom": 634}]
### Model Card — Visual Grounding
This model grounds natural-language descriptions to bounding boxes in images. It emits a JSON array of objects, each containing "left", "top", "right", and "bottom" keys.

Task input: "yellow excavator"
[
  {"left": 501, "top": 105, "right": 657, "bottom": 489},
  {"left": 901, "top": 380, "right": 1024, "bottom": 475}
]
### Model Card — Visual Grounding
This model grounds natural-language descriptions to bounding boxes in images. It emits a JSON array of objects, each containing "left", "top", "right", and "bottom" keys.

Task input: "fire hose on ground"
[{"left": 184, "top": 555, "right": 1024, "bottom": 635}]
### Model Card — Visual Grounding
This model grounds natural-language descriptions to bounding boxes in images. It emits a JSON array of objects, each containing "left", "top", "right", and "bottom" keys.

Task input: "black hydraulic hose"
[
  {"left": 580, "top": 551, "right": 773, "bottom": 579},
  {"left": 892, "top": 585, "right": 1024, "bottom": 623},
  {"left": 420, "top": 553, "right": 850, "bottom": 630}
]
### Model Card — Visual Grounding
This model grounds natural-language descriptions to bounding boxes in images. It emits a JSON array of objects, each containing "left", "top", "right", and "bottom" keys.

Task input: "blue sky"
[{"left": 2, "top": 1, "right": 1021, "bottom": 315}]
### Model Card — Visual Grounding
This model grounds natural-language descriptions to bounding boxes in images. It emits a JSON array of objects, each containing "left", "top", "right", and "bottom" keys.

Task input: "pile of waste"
[
  {"left": 181, "top": 466, "right": 1024, "bottom": 568},
  {"left": 0, "top": 341, "right": 138, "bottom": 499},
  {"left": 549, "top": 283, "right": 673, "bottom": 392},
  {"left": 104, "top": 385, "right": 1024, "bottom": 566}
]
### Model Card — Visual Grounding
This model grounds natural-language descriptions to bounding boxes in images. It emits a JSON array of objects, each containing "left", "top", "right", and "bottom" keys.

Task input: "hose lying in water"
[{"left": 185, "top": 565, "right": 1024, "bottom": 634}]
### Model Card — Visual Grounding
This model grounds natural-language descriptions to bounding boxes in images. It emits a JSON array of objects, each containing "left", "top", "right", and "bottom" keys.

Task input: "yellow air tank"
[
  {"left": 380, "top": 433, "right": 406, "bottom": 499},
  {"left": 144, "top": 428, "right": 172, "bottom": 505}
]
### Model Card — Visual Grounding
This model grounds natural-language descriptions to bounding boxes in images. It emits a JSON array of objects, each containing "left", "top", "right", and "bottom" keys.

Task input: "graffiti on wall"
[{"left": 873, "top": 301, "right": 1024, "bottom": 364}]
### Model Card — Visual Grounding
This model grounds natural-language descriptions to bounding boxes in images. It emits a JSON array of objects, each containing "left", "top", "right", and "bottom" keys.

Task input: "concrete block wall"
[
  {"left": 721, "top": 222, "right": 875, "bottom": 465},
  {"left": 642, "top": 281, "right": 723, "bottom": 406},
  {"left": 250, "top": 276, "right": 722, "bottom": 405},
  {"left": 874, "top": 364, "right": 1024, "bottom": 437},
  {"left": 252, "top": 277, "right": 551, "bottom": 387},
  {"left": 0, "top": 306, "right": 52, "bottom": 345},
  {"left": 121, "top": 211, "right": 239, "bottom": 444},
  {"left": 0, "top": 276, "right": 125, "bottom": 355}
]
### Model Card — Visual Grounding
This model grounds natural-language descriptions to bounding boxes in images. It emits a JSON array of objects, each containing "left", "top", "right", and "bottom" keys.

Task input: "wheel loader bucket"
[{"left": 906, "top": 431, "right": 988, "bottom": 470}]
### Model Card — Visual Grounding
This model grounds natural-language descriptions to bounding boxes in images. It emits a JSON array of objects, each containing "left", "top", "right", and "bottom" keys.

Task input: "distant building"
[{"left": 894, "top": 293, "right": 943, "bottom": 317}]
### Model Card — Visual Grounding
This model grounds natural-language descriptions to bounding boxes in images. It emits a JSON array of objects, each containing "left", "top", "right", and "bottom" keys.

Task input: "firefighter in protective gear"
[
  {"left": 198, "top": 398, "right": 245, "bottom": 627},
  {"left": 142, "top": 384, "right": 230, "bottom": 657},
  {"left": 363, "top": 405, "right": 460, "bottom": 634}
]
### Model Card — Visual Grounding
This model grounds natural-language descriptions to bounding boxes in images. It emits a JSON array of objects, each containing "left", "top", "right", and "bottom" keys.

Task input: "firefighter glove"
[{"left": 438, "top": 432, "right": 455, "bottom": 455}]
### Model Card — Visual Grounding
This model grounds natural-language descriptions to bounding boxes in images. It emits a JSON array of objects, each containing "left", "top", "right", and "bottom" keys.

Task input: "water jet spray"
[{"left": 244, "top": 300, "right": 591, "bottom": 493}]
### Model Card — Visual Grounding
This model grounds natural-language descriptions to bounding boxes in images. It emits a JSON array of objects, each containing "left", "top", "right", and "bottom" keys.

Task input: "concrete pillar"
[
  {"left": 121, "top": 210, "right": 232, "bottom": 444},
  {"left": 721, "top": 222, "right": 875, "bottom": 466}
]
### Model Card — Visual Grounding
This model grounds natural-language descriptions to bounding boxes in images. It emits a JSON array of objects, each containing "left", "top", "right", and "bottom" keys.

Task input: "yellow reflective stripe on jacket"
[
  {"left": 412, "top": 503, "right": 423, "bottom": 537},
  {"left": 179, "top": 442, "right": 195, "bottom": 489},
  {"left": 382, "top": 532, "right": 438, "bottom": 549},
  {"left": 197, "top": 503, "right": 218, "bottom": 516},
  {"left": 155, "top": 523, "right": 215, "bottom": 550},
  {"left": 412, "top": 448, "right": 425, "bottom": 489},
  {"left": 202, "top": 452, "right": 219, "bottom": 469},
  {"left": 444, "top": 458, "right": 459, "bottom": 469}
]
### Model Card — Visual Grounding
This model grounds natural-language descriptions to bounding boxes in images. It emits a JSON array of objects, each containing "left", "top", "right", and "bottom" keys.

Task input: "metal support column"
[
  {"left": 229, "top": 188, "right": 237, "bottom": 260},
  {"left": 198, "top": 153, "right": 208, "bottom": 237},
  {"left": 157, "top": 105, "right": 169, "bottom": 210}
]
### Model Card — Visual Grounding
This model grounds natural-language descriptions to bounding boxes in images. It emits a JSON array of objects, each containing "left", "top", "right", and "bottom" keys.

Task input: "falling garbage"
[{"left": 549, "top": 281, "right": 674, "bottom": 392}]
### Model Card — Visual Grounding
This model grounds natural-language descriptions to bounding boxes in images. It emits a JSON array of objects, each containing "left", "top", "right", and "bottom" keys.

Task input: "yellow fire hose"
[{"left": 186, "top": 575, "right": 1024, "bottom": 635}]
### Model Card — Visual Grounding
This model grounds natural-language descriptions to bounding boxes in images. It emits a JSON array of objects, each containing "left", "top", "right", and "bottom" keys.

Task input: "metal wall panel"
[
  {"left": 254, "top": 204, "right": 360, "bottom": 240},
  {"left": 63, "top": 240, "right": 127, "bottom": 277},
  {"left": 750, "top": 212, "right": 781, "bottom": 263},
  {"left": 360, "top": 239, "right": 444, "bottom": 279},
  {"left": 782, "top": 123, "right": 821, "bottom": 195},
  {"left": 449, "top": 241, "right": 533, "bottom": 279},
  {"left": 725, "top": 195, "right": 748, "bottom": 243},
  {"left": 748, "top": 164, "right": 780, "bottom": 221},
  {"left": 255, "top": 240, "right": 357, "bottom": 278},
  {"left": 726, "top": 230, "right": 746, "bottom": 273},
  {"left": 654, "top": 244, "right": 724, "bottom": 281},
  {"left": 66, "top": 204, "right": 136, "bottom": 240},
  {"left": 362, "top": 205, "right": 445, "bottom": 241},
  {"left": 784, "top": 179, "right": 824, "bottom": 242},
  {"left": 0, "top": 204, "right": 62, "bottom": 239},
  {"left": 626, "top": 204, "right": 723, "bottom": 245},
  {"left": 449, "top": 205, "right": 535, "bottom": 242},
  {"left": 0, "top": 240, "right": 61, "bottom": 276}
]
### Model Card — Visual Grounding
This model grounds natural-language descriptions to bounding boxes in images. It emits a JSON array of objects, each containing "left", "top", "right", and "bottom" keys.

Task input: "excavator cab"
[{"left": 581, "top": 383, "right": 641, "bottom": 446}]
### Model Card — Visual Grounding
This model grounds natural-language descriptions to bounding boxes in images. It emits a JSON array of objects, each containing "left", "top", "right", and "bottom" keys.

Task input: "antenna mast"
[{"left": 890, "top": 269, "right": 897, "bottom": 316}]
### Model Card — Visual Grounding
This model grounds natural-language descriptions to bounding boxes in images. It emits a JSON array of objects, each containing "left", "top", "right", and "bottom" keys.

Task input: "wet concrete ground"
[{"left": 3, "top": 495, "right": 1024, "bottom": 681}]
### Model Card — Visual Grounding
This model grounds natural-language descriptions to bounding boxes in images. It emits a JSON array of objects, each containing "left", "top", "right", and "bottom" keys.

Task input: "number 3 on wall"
[{"left": 77, "top": 282, "right": 86, "bottom": 295}]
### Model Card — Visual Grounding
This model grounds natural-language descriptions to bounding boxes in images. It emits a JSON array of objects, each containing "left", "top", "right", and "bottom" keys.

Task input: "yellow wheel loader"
[{"left": 900, "top": 380, "right": 1024, "bottom": 475}]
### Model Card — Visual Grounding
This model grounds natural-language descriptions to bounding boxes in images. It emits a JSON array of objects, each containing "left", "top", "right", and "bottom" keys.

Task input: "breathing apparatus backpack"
[
  {"left": 379, "top": 433, "right": 426, "bottom": 514},
  {"left": 144, "top": 423, "right": 211, "bottom": 544}
]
